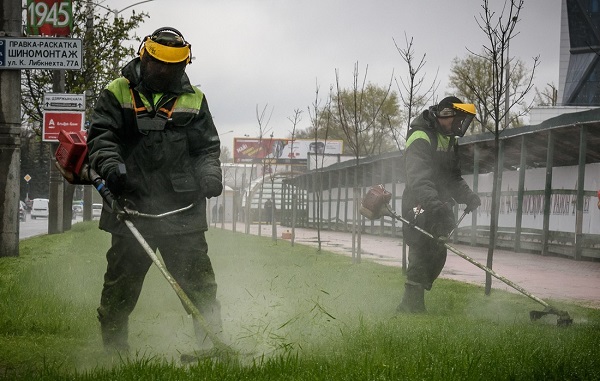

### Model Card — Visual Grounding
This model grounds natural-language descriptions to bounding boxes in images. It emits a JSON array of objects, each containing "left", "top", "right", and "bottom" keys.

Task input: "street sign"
[
  {"left": 26, "top": 0, "right": 73, "bottom": 37},
  {"left": 24, "top": 174, "right": 32, "bottom": 182},
  {"left": 43, "top": 93, "right": 85, "bottom": 111},
  {"left": 0, "top": 37, "right": 82, "bottom": 70},
  {"left": 42, "top": 110, "right": 85, "bottom": 142}
]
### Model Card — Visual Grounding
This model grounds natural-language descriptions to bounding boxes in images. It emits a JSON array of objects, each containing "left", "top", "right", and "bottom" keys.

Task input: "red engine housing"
[{"left": 55, "top": 130, "right": 88, "bottom": 175}]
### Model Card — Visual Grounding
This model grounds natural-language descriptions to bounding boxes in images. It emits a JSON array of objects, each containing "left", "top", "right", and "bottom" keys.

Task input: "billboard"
[
  {"left": 26, "top": 0, "right": 73, "bottom": 36},
  {"left": 42, "top": 110, "right": 85, "bottom": 142},
  {"left": 233, "top": 138, "right": 343, "bottom": 164}
]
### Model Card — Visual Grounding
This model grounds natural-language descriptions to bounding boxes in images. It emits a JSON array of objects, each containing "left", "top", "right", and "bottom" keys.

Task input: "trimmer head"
[
  {"left": 530, "top": 308, "right": 573, "bottom": 327},
  {"left": 180, "top": 346, "right": 255, "bottom": 363}
]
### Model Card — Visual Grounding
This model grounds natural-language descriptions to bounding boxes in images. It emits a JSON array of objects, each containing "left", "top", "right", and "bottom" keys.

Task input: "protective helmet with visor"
[
  {"left": 433, "top": 96, "right": 476, "bottom": 137},
  {"left": 137, "top": 27, "right": 192, "bottom": 92},
  {"left": 138, "top": 27, "right": 192, "bottom": 64}
]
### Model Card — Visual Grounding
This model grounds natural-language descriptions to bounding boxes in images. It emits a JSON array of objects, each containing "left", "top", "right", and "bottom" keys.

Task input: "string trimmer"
[
  {"left": 54, "top": 130, "right": 238, "bottom": 358},
  {"left": 360, "top": 184, "right": 573, "bottom": 327}
]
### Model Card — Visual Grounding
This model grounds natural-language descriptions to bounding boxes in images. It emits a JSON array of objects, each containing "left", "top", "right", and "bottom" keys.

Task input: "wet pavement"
[{"left": 218, "top": 222, "right": 600, "bottom": 309}]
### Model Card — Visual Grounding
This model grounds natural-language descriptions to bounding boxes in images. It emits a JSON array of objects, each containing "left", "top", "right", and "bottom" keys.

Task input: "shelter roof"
[{"left": 285, "top": 108, "right": 600, "bottom": 189}]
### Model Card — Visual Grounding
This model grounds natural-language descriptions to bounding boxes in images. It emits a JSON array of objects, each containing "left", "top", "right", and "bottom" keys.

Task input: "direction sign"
[
  {"left": 0, "top": 37, "right": 82, "bottom": 70},
  {"left": 42, "top": 110, "right": 85, "bottom": 142},
  {"left": 43, "top": 93, "right": 85, "bottom": 111}
]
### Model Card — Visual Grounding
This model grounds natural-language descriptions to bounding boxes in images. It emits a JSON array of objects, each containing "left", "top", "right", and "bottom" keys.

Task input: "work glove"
[
  {"left": 465, "top": 193, "right": 481, "bottom": 213},
  {"left": 200, "top": 176, "right": 223, "bottom": 199},
  {"left": 430, "top": 203, "right": 455, "bottom": 239},
  {"left": 105, "top": 164, "right": 128, "bottom": 197}
]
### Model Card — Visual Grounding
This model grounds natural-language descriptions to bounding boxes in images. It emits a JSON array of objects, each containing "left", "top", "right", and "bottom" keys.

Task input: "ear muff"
[{"left": 138, "top": 27, "right": 192, "bottom": 64}]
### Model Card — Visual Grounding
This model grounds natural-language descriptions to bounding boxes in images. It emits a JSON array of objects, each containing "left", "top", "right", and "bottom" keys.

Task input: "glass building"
[{"left": 559, "top": 0, "right": 600, "bottom": 106}]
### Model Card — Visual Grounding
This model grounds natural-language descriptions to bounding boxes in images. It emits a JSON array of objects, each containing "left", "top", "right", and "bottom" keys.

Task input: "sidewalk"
[{"left": 218, "top": 222, "right": 600, "bottom": 309}]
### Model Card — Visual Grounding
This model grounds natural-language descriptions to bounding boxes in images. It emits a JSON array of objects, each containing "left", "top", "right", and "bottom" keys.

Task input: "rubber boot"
[
  {"left": 100, "top": 321, "right": 129, "bottom": 352},
  {"left": 396, "top": 283, "right": 426, "bottom": 313},
  {"left": 98, "top": 309, "right": 129, "bottom": 353}
]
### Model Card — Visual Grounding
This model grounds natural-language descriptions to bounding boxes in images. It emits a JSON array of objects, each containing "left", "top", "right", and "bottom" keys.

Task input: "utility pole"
[
  {"left": 48, "top": 71, "right": 66, "bottom": 234},
  {"left": 82, "top": 0, "right": 95, "bottom": 222},
  {"left": 0, "top": 0, "right": 22, "bottom": 257}
]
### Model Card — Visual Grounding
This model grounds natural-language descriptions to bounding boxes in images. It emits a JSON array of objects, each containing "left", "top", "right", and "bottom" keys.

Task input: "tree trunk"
[{"left": 485, "top": 135, "right": 501, "bottom": 295}]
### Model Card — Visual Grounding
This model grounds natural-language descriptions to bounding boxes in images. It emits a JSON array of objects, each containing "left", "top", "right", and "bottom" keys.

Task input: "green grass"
[{"left": 1, "top": 222, "right": 599, "bottom": 380}]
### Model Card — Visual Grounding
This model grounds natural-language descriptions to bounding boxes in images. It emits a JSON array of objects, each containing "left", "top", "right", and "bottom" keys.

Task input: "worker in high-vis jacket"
[
  {"left": 399, "top": 96, "right": 481, "bottom": 313},
  {"left": 87, "top": 27, "right": 223, "bottom": 352}
]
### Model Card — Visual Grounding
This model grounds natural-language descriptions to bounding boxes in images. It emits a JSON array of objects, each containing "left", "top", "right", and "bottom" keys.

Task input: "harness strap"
[{"left": 129, "top": 87, "right": 177, "bottom": 120}]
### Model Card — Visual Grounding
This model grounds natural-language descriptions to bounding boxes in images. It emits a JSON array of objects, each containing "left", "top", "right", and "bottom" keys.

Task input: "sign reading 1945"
[
  {"left": 0, "top": 37, "right": 82, "bottom": 70},
  {"left": 26, "top": 0, "right": 73, "bottom": 37}
]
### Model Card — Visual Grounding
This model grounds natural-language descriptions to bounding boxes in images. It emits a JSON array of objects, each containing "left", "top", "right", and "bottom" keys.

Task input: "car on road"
[
  {"left": 92, "top": 203, "right": 103, "bottom": 219},
  {"left": 30, "top": 198, "right": 49, "bottom": 219},
  {"left": 19, "top": 201, "right": 27, "bottom": 222},
  {"left": 72, "top": 200, "right": 84, "bottom": 219}
]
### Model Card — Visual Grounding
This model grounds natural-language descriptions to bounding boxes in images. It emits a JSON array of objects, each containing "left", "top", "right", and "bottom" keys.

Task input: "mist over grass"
[{"left": 1, "top": 222, "right": 599, "bottom": 380}]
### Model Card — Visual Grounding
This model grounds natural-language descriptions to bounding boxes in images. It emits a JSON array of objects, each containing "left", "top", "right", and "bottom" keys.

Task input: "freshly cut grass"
[{"left": 1, "top": 222, "right": 599, "bottom": 380}]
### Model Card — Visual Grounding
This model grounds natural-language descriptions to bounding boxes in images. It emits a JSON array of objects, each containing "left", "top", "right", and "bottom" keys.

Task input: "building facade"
[{"left": 558, "top": 0, "right": 600, "bottom": 106}]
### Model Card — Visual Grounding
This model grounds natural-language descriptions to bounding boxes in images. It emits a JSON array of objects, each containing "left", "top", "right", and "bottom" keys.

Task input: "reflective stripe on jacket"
[
  {"left": 87, "top": 58, "right": 222, "bottom": 237},
  {"left": 401, "top": 110, "right": 472, "bottom": 219}
]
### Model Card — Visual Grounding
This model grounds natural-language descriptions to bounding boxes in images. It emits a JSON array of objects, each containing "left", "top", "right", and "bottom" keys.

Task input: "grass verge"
[{"left": 1, "top": 222, "right": 599, "bottom": 380}]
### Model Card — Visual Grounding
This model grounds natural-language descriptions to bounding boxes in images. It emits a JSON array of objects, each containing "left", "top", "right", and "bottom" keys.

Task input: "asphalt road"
[{"left": 18, "top": 212, "right": 86, "bottom": 240}]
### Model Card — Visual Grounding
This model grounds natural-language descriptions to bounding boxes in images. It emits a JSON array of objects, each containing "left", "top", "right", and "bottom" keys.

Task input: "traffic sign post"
[
  {"left": 24, "top": 175, "right": 32, "bottom": 203},
  {"left": 42, "top": 110, "right": 85, "bottom": 142}
]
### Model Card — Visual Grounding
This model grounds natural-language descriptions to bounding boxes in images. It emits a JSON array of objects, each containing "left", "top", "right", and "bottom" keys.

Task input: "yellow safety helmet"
[{"left": 138, "top": 27, "right": 192, "bottom": 64}]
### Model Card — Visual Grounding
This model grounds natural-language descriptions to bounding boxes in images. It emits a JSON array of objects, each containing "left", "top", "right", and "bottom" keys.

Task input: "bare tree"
[
  {"left": 307, "top": 83, "right": 333, "bottom": 251},
  {"left": 245, "top": 104, "right": 273, "bottom": 236},
  {"left": 393, "top": 33, "right": 439, "bottom": 146},
  {"left": 286, "top": 108, "right": 303, "bottom": 247},
  {"left": 471, "top": 0, "right": 539, "bottom": 294},
  {"left": 533, "top": 83, "right": 558, "bottom": 106},
  {"left": 295, "top": 84, "right": 399, "bottom": 155},
  {"left": 219, "top": 145, "right": 231, "bottom": 163},
  {"left": 257, "top": 104, "right": 273, "bottom": 237},
  {"left": 449, "top": 53, "right": 534, "bottom": 134},
  {"left": 334, "top": 63, "right": 393, "bottom": 263},
  {"left": 287, "top": 109, "right": 303, "bottom": 160}
]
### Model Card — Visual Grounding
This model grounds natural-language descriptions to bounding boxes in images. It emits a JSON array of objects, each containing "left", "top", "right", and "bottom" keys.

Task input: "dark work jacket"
[
  {"left": 87, "top": 58, "right": 222, "bottom": 237},
  {"left": 401, "top": 109, "right": 474, "bottom": 243}
]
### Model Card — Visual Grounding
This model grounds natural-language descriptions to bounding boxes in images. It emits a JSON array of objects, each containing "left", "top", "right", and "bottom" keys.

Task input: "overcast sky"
[{"left": 100, "top": 0, "right": 562, "bottom": 153}]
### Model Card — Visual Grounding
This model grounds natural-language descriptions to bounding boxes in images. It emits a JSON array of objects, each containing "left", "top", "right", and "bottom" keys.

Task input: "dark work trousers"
[
  {"left": 97, "top": 231, "right": 220, "bottom": 343},
  {"left": 406, "top": 236, "right": 447, "bottom": 291}
]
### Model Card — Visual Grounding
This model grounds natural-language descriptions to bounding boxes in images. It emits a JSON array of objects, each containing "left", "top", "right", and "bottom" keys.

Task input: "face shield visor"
[
  {"left": 451, "top": 111, "right": 475, "bottom": 137},
  {"left": 140, "top": 55, "right": 187, "bottom": 93},
  {"left": 437, "top": 103, "right": 476, "bottom": 137}
]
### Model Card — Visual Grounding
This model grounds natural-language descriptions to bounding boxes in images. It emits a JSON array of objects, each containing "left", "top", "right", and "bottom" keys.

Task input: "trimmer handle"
[
  {"left": 88, "top": 168, "right": 115, "bottom": 205},
  {"left": 87, "top": 167, "right": 126, "bottom": 216}
]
